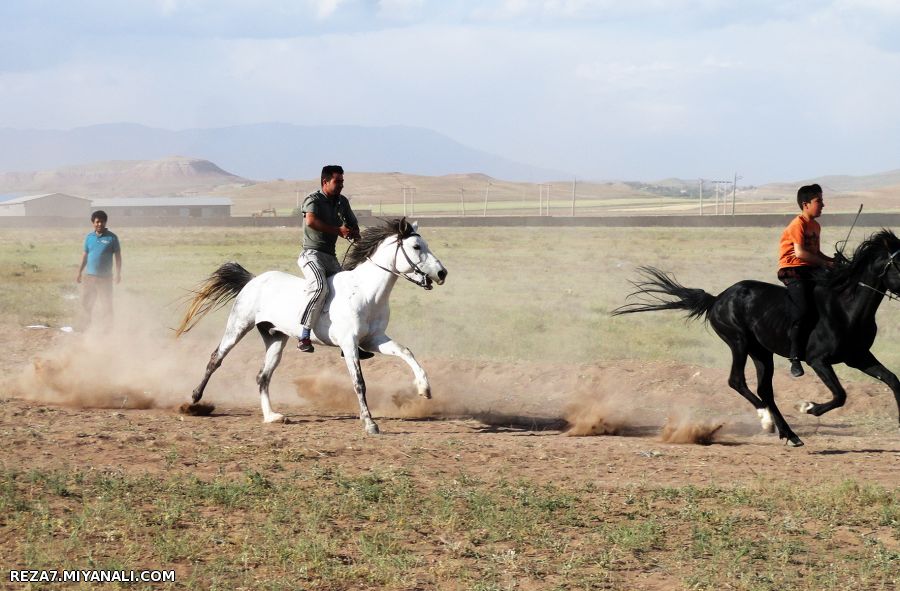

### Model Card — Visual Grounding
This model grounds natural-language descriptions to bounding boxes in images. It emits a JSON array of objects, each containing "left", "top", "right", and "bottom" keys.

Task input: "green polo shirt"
[{"left": 301, "top": 190, "right": 358, "bottom": 255}]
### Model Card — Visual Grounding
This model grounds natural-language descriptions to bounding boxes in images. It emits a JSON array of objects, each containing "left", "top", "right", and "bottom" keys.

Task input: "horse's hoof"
[
  {"left": 179, "top": 402, "right": 215, "bottom": 416},
  {"left": 797, "top": 401, "right": 814, "bottom": 414},
  {"left": 191, "top": 392, "right": 202, "bottom": 404},
  {"left": 786, "top": 437, "right": 804, "bottom": 448},
  {"left": 264, "top": 413, "right": 286, "bottom": 424},
  {"left": 365, "top": 423, "right": 381, "bottom": 435}
]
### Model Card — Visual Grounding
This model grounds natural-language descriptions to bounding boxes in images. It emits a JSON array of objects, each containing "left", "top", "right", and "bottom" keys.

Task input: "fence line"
[{"left": 2, "top": 212, "right": 896, "bottom": 229}]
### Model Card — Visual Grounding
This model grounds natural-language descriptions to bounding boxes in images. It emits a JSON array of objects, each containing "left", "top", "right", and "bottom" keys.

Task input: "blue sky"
[{"left": 2, "top": 0, "right": 900, "bottom": 184}]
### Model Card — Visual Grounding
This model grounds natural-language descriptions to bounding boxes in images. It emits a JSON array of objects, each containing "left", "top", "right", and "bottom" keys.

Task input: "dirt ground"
[{"left": 2, "top": 323, "right": 898, "bottom": 490}]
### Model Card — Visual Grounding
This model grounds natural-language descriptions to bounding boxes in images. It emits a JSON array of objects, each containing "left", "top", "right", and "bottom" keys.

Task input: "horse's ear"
[
  {"left": 398, "top": 217, "right": 409, "bottom": 236},
  {"left": 411, "top": 220, "right": 419, "bottom": 232}
]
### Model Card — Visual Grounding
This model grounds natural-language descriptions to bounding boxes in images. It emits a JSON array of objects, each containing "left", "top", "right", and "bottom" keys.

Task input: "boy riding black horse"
[{"left": 777, "top": 184, "right": 834, "bottom": 377}]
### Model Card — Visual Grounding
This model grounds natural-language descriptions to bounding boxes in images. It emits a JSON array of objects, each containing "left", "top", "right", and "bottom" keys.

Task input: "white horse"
[{"left": 176, "top": 218, "right": 448, "bottom": 434}]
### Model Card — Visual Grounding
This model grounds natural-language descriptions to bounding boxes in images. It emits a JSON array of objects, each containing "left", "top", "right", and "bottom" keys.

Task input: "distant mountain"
[
  {"left": 0, "top": 156, "right": 248, "bottom": 197},
  {"left": 0, "top": 123, "right": 565, "bottom": 182},
  {"left": 811, "top": 170, "right": 900, "bottom": 192}
]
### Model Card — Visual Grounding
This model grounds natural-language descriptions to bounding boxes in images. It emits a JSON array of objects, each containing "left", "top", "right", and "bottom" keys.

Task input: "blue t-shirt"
[{"left": 83, "top": 230, "right": 120, "bottom": 277}]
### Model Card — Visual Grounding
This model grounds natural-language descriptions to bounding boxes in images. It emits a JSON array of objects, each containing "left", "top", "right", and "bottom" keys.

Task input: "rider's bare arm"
[
  {"left": 305, "top": 212, "right": 353, "bottom": 238},
  {"left": 793, "top": 241, "right": 834, "bottom": 267}
]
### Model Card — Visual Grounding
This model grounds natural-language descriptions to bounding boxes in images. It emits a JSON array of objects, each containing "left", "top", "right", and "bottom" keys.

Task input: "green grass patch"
[{"left": 1, "top": 468, "right": 897, "bottom": 590}]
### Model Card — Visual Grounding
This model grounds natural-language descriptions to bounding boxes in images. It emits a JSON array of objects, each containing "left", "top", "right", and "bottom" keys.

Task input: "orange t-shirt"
[{"left": 779, "top": 215, "right": 820, "bottom": 269}]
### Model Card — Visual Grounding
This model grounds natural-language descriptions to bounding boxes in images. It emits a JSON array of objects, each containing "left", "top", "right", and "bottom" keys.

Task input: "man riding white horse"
[{"left": 297, "top": 164, "right": 372, "bottom": 359}]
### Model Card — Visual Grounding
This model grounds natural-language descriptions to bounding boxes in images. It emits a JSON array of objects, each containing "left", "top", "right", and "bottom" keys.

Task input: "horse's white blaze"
[{"left": 757, "top": 408, "right": 774, "bottom": 432}]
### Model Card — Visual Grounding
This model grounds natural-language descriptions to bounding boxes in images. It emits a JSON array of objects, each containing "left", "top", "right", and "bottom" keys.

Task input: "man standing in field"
[
  {"left": 777, "top": 183, "right": 833, "bottom": 377},
  {"left": 296, "top": 165, "right": 370, "bottom": 356},
  {"left": 76, "top": 210, "right": 122, "bottom": 330}
]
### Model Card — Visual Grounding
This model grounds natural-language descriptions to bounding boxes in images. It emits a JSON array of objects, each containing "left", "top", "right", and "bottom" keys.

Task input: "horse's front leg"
[
  {"left": 341, "top": 344, "right": 380, "bottom": 435},
  {"left": 801, "top": 360, "right": 847, "bottom": 417},
  {"left": 845, "top": 351, "right": 900, "bottom": 427},
  {"left": 367, "top": 334, "right": 431, "bottom": 398}
]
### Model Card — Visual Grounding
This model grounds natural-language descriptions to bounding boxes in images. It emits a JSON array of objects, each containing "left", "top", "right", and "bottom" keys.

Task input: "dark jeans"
[{"left": 778, "top": 267, "right": 818, "bottom": 360}]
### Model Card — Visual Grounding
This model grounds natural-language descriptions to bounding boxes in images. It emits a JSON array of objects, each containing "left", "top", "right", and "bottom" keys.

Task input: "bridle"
[
  {"left": 858, "top": 248, "right": 900, "bottom": 301},
  {"left": 366, "top": 232, "right": 434, "bottom": 290}
]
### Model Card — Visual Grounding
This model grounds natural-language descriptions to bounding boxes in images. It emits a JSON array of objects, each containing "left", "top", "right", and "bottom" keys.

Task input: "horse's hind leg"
[
  {"left": 257, "top": 325, "right": 288, "bottom": 424},
  {"left": 751, "top": 350, "right": 803, "bottom": 447},
  {"left": 191, "top": 313, "right": 253, "bottom": 403},
  {"left": 725, "top": 340, "right": 771, "bottom": 432}
]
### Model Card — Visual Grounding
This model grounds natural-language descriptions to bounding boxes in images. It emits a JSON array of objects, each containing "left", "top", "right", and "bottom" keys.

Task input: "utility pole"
[
  {"left": 537, "top": 184, "right": 551, "bottom": 216},
  {"left": 482, "top": 182, "right": 492, "bottom": 216},
  {"left": 459, "top": 187, "right": 466, "bottom": 216},
  {"left": 401, "top": 187, "right": 416, "bottom": 216},
  {"left": 698, "top": 179, "right": 703, "bottom": 215},
  {"left": 571, "top": 177, "right": 577, "bottom": 216},
  {"left": 702, "top": 179, "right": 733, "bottom": 215},
  {"left": 730, "top": 173, "right": 742, "bottom": 215}
]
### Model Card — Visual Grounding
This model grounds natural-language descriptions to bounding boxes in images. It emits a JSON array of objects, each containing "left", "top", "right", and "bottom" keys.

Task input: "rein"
[
  {"left": 340, "top": 237, "right": 356, "bottom": 268},
  {"left": 365, "top": 233, "right": 433, "bottom": 289}
]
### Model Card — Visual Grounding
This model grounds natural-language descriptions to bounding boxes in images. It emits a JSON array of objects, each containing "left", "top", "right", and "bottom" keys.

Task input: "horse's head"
[
  {"left": 344, "top": 218, "right": 448, "bottom": 289},
  {"left": 834, "top": 229, "right": 900, "bottom": 296},
  {"left": 388, "top": 219, "right": 447, "bottom": 290},
  {"left": 878, "top": 231, "right": 900, "bottom": 294}
]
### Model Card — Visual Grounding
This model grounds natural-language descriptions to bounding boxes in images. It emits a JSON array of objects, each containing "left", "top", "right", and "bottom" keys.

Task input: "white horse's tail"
[{"left": 175, "top": 261, "right": 255, "bottom": 337}]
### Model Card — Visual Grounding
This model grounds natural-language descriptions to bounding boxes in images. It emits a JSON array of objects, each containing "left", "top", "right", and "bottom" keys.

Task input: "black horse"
[{"left": 613, "top": 229, "right": 900, "bottom": 446}]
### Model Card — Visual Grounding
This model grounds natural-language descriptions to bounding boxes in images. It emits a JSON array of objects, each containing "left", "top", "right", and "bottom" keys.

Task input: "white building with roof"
[
  {"left": 89, "top": 196, "right": 232, "bottom": 218},
  {"left": 0, "top": 193, "right": 92, "bottom": 217}
]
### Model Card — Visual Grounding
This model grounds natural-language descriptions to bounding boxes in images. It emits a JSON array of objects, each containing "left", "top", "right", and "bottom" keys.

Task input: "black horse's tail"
[
  {"left": 175, "top": 262, "right": 255, "bottom": 337},
  {"left": 612, "top": 266, "right": 718, "bottom": 321}
]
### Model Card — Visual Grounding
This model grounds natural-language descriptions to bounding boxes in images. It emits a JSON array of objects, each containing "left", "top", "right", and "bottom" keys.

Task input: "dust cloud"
[
  {"left": 660, "top": 415, "right": 724, "bottom": 444},
  {"left": 5, "top": 290, "right": 736, "bottom": 447},
  {"left": 561, "top": 369, "right": 660, "bottom": 437},
  {"left": 293, "top": 367, "right": 489, "bottom": 419},
  {"left": 563, "top": 393, "right": 627, "bottom": 436},
  {"left": 8, "top": 293, "right": 255, "bottom": 410}
]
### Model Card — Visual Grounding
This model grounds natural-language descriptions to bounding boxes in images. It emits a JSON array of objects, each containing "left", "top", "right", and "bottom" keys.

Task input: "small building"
[
  {"left": 90, "top": 197, "right": 232, "bottom": 219},
  {"left": 0, "top": 193, "right": 93, "bottom": 217}
]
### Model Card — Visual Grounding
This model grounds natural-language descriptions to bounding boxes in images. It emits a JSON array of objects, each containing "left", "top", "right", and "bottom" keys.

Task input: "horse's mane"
[
  {"left": 342, "top": 217, "right": 416, "bottom": 271},
  {"left": 827, "top": 229, "right": 900, "bottom": 292}
]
